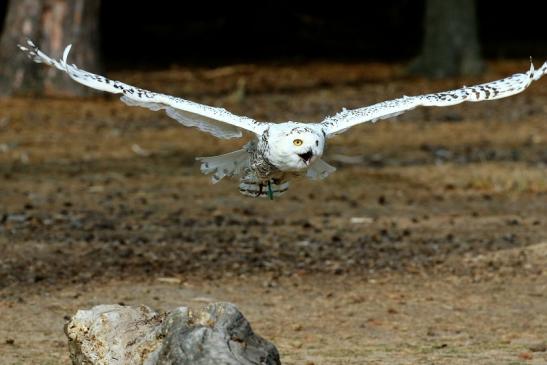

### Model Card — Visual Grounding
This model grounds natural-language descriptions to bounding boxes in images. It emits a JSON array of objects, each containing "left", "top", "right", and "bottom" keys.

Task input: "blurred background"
[
  {"left": 1, "top": 1, "right": 546, "bottom": 364},
  {"left": 3, "top": 0, "right": 547, "bottom": 95}
]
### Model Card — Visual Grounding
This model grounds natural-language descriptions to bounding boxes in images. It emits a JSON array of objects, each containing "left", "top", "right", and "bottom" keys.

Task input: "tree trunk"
[
  {"left": 410, "top": 0, "right": 484, "bottom": 78},
  {"left": 0, "top": 0, "right": 101, "bottom": 97}
]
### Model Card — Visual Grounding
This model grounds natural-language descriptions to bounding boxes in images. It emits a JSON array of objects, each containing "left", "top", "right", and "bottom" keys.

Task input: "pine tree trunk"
[
  {"left": 410, "top": 0, "right": 484, "bottom": 78},
  {"left": 0, "top": 0, "right": 101, "bottom": 97}
]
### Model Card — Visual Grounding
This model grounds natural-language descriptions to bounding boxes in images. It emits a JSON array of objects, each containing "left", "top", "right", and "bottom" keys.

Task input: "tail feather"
[{"left": 196, "top": 149, "right": 249, "bottom": 183}]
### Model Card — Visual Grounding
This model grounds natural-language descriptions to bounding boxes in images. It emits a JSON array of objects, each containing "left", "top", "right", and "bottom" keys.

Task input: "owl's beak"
[{"left": 298, "top": 150, "right": 313, "bottom": 165}]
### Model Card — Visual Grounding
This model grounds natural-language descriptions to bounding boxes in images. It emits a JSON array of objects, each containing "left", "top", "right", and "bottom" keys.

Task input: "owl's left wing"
[
  {"left": 18, "top": 40, "right": 268, "bottom": 139},
  {"left": 319, "top": 62, "right": 547, "bottom": 136}
]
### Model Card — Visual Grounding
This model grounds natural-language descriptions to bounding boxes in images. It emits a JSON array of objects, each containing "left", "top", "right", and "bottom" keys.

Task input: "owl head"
[{"left": 265, "top": 122, "right": 325, "bottom": 171}]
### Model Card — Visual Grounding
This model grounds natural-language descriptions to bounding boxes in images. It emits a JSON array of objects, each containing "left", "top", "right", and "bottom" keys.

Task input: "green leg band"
[{"left": 267, "top": 180, "right": 274, "bottom": 200}]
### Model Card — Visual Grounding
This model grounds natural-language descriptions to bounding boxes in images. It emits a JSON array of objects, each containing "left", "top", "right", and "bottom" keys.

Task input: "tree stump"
[{"left": 65, "top": 302, "right": 281, "bottom": 365}]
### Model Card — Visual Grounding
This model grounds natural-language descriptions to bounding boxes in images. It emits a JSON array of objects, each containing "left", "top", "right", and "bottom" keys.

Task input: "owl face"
[{"left": 266, "top": 123, "right": 325, "bottom": 171}]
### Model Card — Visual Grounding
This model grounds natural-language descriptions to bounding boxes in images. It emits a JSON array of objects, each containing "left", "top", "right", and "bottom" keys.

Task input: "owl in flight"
[{"left": 19, "top": 40, "right": 547, "bottom": 199}]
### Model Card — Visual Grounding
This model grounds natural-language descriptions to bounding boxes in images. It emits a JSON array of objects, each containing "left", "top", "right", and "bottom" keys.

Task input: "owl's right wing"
[{"left": 18, "top": 40, "right": 269, "bottom": 139}]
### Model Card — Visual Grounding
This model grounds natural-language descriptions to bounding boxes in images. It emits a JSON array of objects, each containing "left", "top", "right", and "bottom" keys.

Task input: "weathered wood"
[
  {"left": 410, "top": 0, "right": 484, "bottom": 78},
  {"left": 0, "top": 0, "right": 101, "bottom": 97},
  {"left": 65, "top": 302, "right": 281, "bottom": 365}
]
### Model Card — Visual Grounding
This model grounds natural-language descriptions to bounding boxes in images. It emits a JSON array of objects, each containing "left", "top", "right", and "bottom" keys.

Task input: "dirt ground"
[{"left": 0, "top": 61, "right": 546, "bottom": 364}]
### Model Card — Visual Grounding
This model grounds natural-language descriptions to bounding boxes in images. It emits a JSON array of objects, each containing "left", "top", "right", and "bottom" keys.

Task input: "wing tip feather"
[{"left": 61, "top": 44, "right": 72, "bottom": 67}]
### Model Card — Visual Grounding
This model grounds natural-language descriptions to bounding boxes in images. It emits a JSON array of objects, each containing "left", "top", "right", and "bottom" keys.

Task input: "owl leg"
[
  {"left": 256, "top": 183, "right": 264, "bottom": 197},
  {"left": 255, "top": 181, "right": 274, "bottom": 200}
]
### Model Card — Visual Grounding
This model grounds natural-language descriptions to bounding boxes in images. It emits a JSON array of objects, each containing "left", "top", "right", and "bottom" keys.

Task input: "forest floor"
[{"left": 0, "top": 61, "right": 546, "bottom": 364}]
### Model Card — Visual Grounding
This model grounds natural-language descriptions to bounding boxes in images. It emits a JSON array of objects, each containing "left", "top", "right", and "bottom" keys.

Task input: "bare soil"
[{"left": 0, "top": 61, "right": 546, "bottom": 364}]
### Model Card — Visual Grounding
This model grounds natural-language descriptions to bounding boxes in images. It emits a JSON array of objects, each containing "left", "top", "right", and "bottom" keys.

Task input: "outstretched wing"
[
  {"left": 18, "top": 40, "right": 268, "bottom": 139},
  {"left": 320, "top": 62, "right": 547, "bottom": 136}
]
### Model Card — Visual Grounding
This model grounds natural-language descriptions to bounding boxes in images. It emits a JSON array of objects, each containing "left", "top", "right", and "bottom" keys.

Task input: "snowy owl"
[{"left": 19, "top": 40, "right": 547, "bottom": 199}]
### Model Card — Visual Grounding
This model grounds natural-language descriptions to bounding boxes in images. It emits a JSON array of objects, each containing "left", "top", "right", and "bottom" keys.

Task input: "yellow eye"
[{"left": 293, "top": 139, "right": 303, "bottom": 146}]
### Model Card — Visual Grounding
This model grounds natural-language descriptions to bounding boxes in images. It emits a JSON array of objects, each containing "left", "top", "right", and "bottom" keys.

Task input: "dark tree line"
[{"left": 0, "top": 0, "right": 482, "bottom": 97}]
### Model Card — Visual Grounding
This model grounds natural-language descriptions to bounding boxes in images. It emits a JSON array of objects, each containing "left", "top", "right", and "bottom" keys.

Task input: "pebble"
[{"left": 528, "top": 342, "right": 547, "bottom": 352}]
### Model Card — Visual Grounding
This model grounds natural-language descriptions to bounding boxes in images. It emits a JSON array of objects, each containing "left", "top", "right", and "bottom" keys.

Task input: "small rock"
[
  {"left": 350, "top": 216, "right": 373, "bottom": 224},
  {"left": 528, "top": 342, "right": 547, "bottom": 352},
  {"left": 131, "top": 143, "right": 150, "bottom": 157},
  {"left": 156, "top": 277, "right": 182, "bottom": 284},
  {"left": 6, "top": 213, "right": 28, "bottom": 223},
  {"left": 191, "top": 296, "right": 216, "bottom": 303}
]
